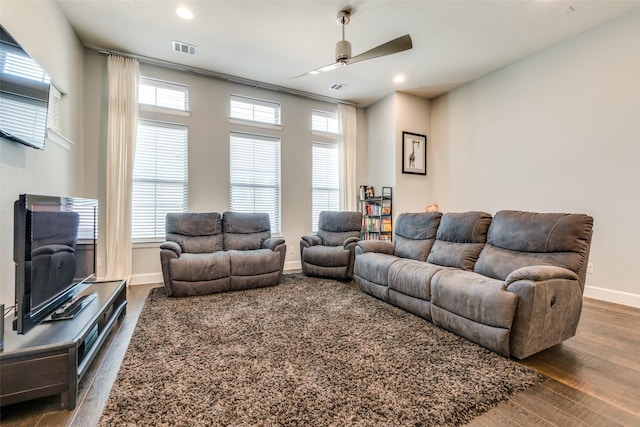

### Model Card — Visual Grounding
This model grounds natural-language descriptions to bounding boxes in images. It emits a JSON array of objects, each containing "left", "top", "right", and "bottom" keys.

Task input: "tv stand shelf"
[{"left": 0, "top": 279, "right": 126, "bottom": 409}]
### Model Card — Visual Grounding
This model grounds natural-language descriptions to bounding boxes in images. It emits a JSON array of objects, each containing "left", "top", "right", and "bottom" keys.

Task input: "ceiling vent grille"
[
  {"left": 329, "top": 82, "right": 348, "bottom": 91},
  {"left": 172, "top": 41, "right": 197, "bottom": 55}
]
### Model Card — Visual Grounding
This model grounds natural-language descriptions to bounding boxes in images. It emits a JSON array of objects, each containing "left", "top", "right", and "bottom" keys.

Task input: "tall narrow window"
[
  {"left": 230, "top": 95, "right": 281, "bottom": 125},
  {"left": 230, "top": 131, "right": 281, "bottom": 233},
  {"left": 312, "top": 141, "right": 340, "bottom": 231},
  {"left": 132, "top": 120, "right": 188, "bottom": 240}
]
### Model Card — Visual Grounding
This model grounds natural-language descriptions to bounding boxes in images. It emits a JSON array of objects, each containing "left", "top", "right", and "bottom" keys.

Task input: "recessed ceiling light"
[
  {"left": 176, "top": 7, "right": 194, "bottom": 20},
  {"left": 393, "top": 74, "right": 405, "bottom": 83}
]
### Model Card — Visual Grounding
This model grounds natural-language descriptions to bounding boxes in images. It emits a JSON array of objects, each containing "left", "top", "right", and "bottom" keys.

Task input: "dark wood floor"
[{"left": 2, "top": 285, "right": 639, "bottom": 426}]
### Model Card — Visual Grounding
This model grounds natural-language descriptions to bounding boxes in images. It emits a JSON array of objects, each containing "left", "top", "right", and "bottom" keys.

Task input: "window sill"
[
  {"left": 228, "top": 118, "right": 283, "bottom": 131},
  {"left": 312, "top": 130, "right": 339, "bottom": 140},
  {"left": 47, "top": 128, "right": 73, "bottom": 150},
  {"left": 140, "top": 104, "right": 191, "bottom": 117},
  {"left": 133, "top": 239, "right": 163, "bottom": 249}
]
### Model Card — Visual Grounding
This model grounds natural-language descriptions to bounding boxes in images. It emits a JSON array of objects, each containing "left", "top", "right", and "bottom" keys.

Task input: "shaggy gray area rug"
[{"left": 99, "top": 274, "right": 544, "bottom": 426}]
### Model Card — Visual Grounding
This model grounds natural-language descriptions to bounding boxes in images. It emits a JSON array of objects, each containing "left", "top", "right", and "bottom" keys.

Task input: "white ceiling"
[{"left": 56, "top": 0, "right": 640, "bottom": 106}]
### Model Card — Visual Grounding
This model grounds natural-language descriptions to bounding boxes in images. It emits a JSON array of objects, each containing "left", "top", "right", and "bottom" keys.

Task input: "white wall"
[
  {"left": 394, "top": 92, "right": 431, "bottom": 215},
  {"left": 82, "top": 54, "right": 369, "bottom": 283},
  {"left": 429, "top": 11, "right": 640, "bottom": 307},
  {"left": 0, "top": 1, "right": 85, "bottom": 311},
  {"left": 366, "top": 92, "right": 432, "bottom": 220}
]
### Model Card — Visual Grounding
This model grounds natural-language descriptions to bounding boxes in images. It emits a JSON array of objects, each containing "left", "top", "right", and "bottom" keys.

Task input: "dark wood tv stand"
[{"left": 0, "top": 279, "right": 127, "bottom": 409}]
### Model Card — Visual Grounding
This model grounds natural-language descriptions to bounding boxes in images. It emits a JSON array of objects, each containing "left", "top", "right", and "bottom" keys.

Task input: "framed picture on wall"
[{"left": 402, "top": 131, "right": 427, "bottom": 175}]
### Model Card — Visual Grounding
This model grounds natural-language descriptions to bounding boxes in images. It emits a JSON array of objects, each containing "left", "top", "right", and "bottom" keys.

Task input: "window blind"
[
  {"left": 230, "top": 131, "right": 281, "bottom": 233},
  {"left": 0, "top": 43, "right": 50, "bottom": 148},
  {"left": 132, "top": 120, "right": 188, "bottom": 240},
  {"left": 139, "top": 76, "right": 188, "bottom": 111},
  {"left": 230, "top": 95, "right": 281, "bottom": 125},
  {"left": 312, "top": 109, "right": 339, "bottom": 134},
  {"left": 312, "top": 141, "right": 340, "bottom": 232},
  {"left": 47, "top": 85, "right": 62, "bottom": 133}
]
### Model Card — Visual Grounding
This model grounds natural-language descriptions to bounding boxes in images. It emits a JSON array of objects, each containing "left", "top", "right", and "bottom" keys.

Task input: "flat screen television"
[
  {"left": 13, "top": 194, "right": 98, "bottom": 334},
  {"left": 0, "top": 25, "right": 51, "bottom": 150}
]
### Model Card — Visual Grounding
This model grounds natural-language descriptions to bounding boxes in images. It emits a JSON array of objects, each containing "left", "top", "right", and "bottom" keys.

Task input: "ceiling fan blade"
[
  {"left": 292, "top": 62, "right": 342, "bottom": 79},
  {"left": 349, "top": 34, "right": 412, "bottom": 65}
]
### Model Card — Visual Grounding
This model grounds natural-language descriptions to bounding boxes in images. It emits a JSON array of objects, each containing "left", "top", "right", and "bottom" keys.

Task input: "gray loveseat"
[
  {"left": 354, "top": 210, "right": 593, "bottom": 359},
  {"left": 160, "top": 211, "right": 286, "bottom": 297}
]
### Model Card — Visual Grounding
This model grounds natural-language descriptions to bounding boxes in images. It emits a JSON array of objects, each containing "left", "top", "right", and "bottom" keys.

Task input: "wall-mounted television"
[
  {"left": 0, "top": 25, "right": 51, "bottom": 150},
  {"left": 13, "top": 194, "right": 98, "bottom": 335}
]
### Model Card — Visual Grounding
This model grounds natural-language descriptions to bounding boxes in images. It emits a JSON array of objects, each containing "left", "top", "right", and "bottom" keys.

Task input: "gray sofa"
[
  {"left": 354, "top": 210, "right": 593, "bottom": 359},
  {"left": 160, "top": 211, "right": 286, "bottom": 297},
  {"left": 300, "top": 210, "right": 362, "bottom": 280}
]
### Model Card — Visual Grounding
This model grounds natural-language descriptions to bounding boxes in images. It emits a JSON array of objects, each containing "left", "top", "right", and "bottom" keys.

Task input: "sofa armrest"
[
  {"left": 160, "top": 241, "right": 182, "bottom": 256},
  {"left": 355, "top": 240, "right": 394, "bottom": 256},
  {"left": 300, "top": 235, "right": 322, "bottom": 247},
  {"left": 263, "top": 237, "right": 286, "bottom": 251},
  {"left": 505, "top": 265, "right": 582, "bottom": 359},
  {"left": 505, "top": 265, "right": 578, "bottom": 286},
  {"left": 343, "top": 236, "right": 360, "bottom": 251}
]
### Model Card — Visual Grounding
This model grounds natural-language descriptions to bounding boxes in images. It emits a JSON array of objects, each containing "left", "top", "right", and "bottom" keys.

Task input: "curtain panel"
[
  {"left": 105, "top": 55, "right": 139, "bottom": 280},
  {"left": 338, "top": 104, "right": 357, "bottom": 211}
]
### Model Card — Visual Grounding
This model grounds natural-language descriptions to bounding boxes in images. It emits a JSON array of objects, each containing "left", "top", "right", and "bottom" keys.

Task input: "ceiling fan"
[{"left": 295, "top": 7, "right": 412, "bottom": 78}]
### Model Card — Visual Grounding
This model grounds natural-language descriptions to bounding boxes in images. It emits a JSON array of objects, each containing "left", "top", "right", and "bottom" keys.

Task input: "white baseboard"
[
  {"left": 129, "top": 272, "right": 163, "bottom": 286},
  {"left": 284, "top": 260, "right": 301, "bottom": 272},
  {"left": 584, "top": 285, "right": 640, "bottom": 309}
]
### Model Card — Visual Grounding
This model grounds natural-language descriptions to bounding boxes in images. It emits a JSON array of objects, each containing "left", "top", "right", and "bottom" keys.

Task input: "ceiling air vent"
[
  {"left": 172, "top": 40, "right": 197, "bottom": 55},
  {"left": 329, "top": 82, "right": 349, "bottom": 91}
]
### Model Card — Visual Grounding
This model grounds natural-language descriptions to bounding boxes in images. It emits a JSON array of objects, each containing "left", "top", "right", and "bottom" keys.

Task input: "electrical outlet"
[
  {"left": 288, "top": 248, "right": 294, "bottom": 255},
  {"left": 97, "top": 257, "right": 102, "bottom": 267},
  {"left": 587, "top": 262, "right": 594, "bottom": 274}
]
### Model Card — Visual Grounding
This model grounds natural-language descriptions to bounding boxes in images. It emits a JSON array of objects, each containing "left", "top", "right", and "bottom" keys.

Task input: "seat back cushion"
[
  {"left": 166, "top": 212, "right": 223, "bottom": 253},
  {"left": 474, "top": 210, "right": 593, "bottom": 284},
  {"left": 393, "top": 212, "right": 442, "bottom": 261},
  {"left": 427, "top": 211, "right": 492, "bottom": 270},
  {"left": 223, "top": 211, "right": 271, "bottom": 250},
  {"left": 317, "top": 210, "right": 362, "bottom": 246}
]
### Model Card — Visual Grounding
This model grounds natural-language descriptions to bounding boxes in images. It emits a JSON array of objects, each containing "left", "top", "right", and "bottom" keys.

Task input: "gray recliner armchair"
[
  {"left": 160, "top": 211, "right": 286, "bottom": 297},
  {"left": 300, "top": 210, "right": 362, "bottom": 280}
]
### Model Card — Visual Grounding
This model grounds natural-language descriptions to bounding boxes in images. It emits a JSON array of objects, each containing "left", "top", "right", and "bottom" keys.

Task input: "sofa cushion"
[
  {"left": 223, "top": 211, "right": 271, "bottom": 251},
  {"left": 316, "top": 211, "right": 362, "bottom": 247},
  {"left": 228, "top": 249, "right": 282, "bottom": 276},
  {"left": 166, "top": 212, "right": 223, "bottom": 253},
  {"left": 354, "top": 252, "right": 400, "bottom": 287},
  {"left": 474, "top": 210, "right": 593, "bottom": 282},
  {"left": 427, "top": 211, "right": 492, "bottom": 270},
  {"left": 431, "top": 268, "right": 518, "bottom": 356},
  {"left": 388, "top": 260, "right": 446, "bottom": 301},
  {"left": 169, "top": 251, "right": 230, "bottom": 281},
  {"left": 393, "top": 212, "right": 442, "bottom": 261},
  {"left": 302, "top": 245, "right": 352, "bottom": 267},
  {"left": 431, "top": 269, "right": 517, "bottom": 330}
]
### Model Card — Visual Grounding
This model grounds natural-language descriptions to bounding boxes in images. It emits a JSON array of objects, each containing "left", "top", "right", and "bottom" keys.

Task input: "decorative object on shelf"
[
  {"left": 359, "top": 186, "right": 393, "bottom": 241},
  {"left": 426, "top": 203, "right": 439, "bottom": 213},
  {"left": 365, "top": 186, "right": 375, "bottom": 199},
  {"left": 402, "top": 131, "right": 427, "bottom": 175}
]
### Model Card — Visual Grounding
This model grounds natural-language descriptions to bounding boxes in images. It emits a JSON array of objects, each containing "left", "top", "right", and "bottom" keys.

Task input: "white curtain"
[
  {"left": 339, "top": 103, "right": 357, "bottom": 211},
  {"left": 105, "top": 55, "right": 139, "bottom": 281}
]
